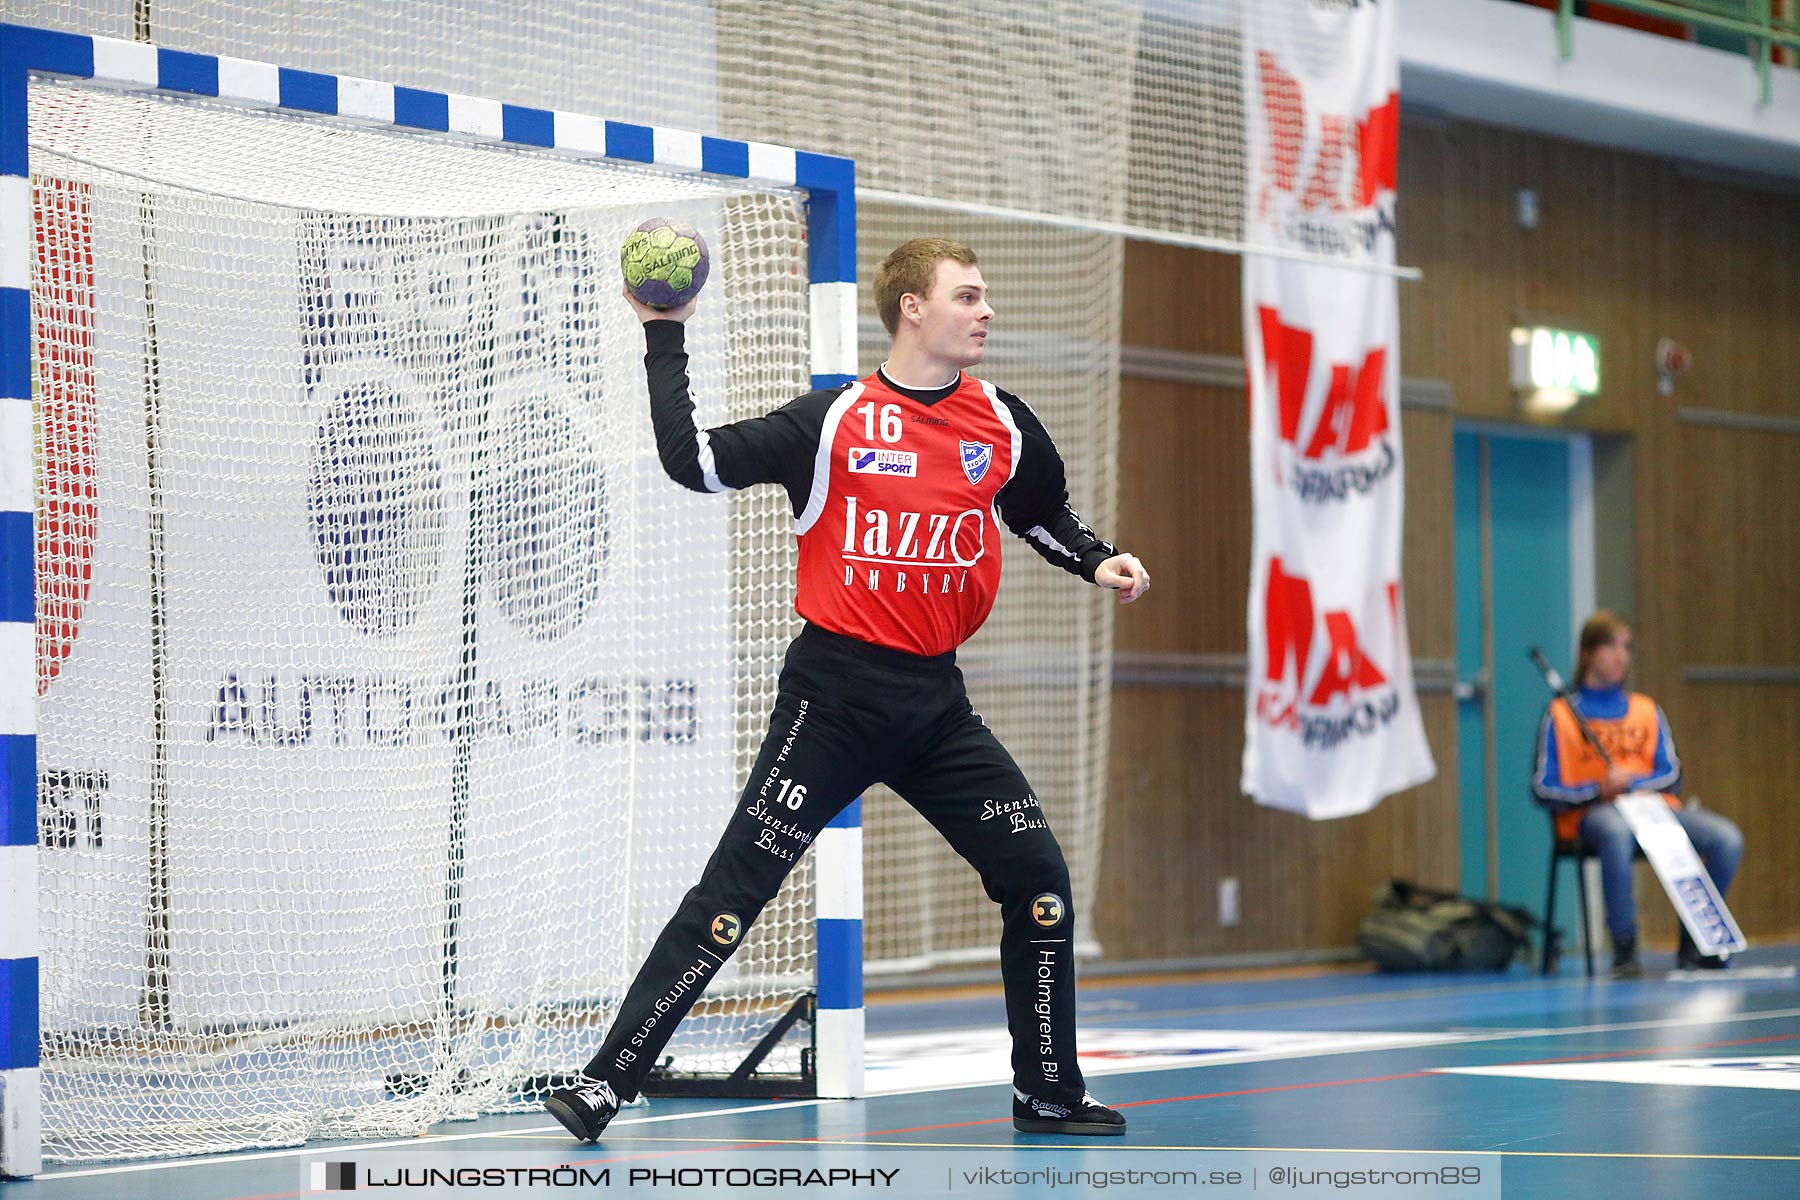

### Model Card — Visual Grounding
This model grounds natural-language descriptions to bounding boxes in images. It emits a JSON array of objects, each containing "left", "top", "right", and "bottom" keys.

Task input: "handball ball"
[{"left": 620, "top": 218, "right": 710, "bottom": 309}]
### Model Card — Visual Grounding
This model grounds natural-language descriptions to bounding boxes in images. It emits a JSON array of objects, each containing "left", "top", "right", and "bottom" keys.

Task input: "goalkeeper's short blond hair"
[{"left": 874, "top": 238, "right": 979, "bottom": 336}]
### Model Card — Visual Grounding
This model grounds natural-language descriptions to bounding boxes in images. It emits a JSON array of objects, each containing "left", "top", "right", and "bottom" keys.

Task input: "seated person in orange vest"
[{"left": 1532, "top": 612, "right": 1743, "bottom": 978}]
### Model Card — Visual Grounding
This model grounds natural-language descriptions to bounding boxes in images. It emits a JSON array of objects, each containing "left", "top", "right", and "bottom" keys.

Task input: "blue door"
[{"left": 1454, "top": 429, "right": 1586, "bottom": 940}]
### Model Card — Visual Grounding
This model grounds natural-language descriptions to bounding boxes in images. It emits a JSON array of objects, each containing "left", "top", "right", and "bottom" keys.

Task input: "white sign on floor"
[{"left": 1617, "top": 792, "right": 1747, "bottom": 957}]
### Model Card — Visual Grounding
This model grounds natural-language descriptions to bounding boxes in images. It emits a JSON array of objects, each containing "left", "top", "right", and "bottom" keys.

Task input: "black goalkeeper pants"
[{"left": 585, "top": 622, "right": 1087, "bottom": 1103}]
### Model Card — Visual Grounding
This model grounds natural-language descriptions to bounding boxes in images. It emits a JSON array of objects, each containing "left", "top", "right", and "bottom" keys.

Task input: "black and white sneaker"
[
  {"left": 545, "top": 1075, "right": 620, "bottom": 1142},
  {"left": 1012, "top": 1088, "right": 1126, "bottom": 1135}
]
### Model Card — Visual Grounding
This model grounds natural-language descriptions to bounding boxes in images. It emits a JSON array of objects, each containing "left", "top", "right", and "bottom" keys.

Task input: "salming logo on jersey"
[{"left": 795, "top": 373, "right": 1018, "bottom": 655}]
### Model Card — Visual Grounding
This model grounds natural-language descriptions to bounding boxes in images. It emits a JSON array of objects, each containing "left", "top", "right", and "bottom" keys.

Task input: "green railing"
[{"left": 1556, "top": 0, "right": 1800, "bottom": 103}]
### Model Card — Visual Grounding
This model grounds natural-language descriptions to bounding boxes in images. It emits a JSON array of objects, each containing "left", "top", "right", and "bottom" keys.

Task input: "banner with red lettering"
[{"left": 1240, "top": 1, "right": 1435, "bottom": 818}]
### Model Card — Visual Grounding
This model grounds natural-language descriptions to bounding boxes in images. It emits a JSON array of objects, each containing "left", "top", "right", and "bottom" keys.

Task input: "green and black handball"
[{"left": 621, "top": 218, "right": 710, "bottom": 309}]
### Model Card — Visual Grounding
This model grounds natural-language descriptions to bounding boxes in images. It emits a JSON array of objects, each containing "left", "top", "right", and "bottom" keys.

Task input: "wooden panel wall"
[{"left": 1098, "top": 116, "right": 1800, "bottom": 961}]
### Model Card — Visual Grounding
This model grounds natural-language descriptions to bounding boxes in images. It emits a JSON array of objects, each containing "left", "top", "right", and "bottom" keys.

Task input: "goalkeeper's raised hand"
[{"left": 622, "top": 283, "right": 697, "bottom": 324}]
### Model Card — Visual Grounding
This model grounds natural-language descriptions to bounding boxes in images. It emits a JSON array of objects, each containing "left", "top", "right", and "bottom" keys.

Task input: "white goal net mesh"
[
  {"left": 28, "top": 78, "right": 812, "bottom": 1162},
  {"left": 5, "top": 0, "right": 1267, "bottom": 244}
]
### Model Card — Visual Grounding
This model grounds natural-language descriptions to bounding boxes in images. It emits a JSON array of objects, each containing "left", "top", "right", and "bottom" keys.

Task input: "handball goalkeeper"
[{"left": 547, "top": 238, "right": 1148, "bottom": 1141}]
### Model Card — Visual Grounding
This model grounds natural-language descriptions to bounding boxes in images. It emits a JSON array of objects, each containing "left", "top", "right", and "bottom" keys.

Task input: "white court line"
[
  {"left": 35, "top": 1003, "right": 1800, "bottom": 1179},
  {"left": 1082, "top": 973, "right": 1604, "bottom": 1024},
  {"left": 862, "top": 1004, "right": 1800, "bottom": 1100},
  {"left": 34, "top": 1098, "right": 834, "bottom": 1181},
  {"left": 865, "top": 1028, "right": 1464, "bottom": 1096}
]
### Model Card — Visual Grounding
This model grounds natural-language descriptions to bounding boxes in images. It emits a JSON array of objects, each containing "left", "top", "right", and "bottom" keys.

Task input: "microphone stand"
[{"left": 1527, "top": 646, "right": 1614, "bottom": 768}]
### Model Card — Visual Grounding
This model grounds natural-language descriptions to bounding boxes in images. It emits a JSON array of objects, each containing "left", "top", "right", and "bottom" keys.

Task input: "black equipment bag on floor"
[{"left": 1356, "top": 879, "right": 1538, "bottom": 972}]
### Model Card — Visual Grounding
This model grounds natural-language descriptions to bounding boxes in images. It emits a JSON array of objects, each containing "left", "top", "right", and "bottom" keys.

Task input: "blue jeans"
[{"left": 1578, "top": 801, "right": 1744, "bottom": 945}]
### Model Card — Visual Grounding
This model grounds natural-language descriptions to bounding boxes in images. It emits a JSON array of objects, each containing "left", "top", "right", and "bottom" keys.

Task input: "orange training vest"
[{"left": 1547, "top": 693, "right": 1680, "bottom": 840}]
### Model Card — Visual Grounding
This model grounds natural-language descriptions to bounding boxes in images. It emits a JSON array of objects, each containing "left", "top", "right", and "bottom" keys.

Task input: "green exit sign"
[{"left": 1510, "top": 326, "right": 1600, "bottom": 396}]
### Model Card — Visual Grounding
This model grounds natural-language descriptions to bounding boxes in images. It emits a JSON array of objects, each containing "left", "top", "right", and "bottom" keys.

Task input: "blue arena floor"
[{"left": 9, "top": 945, "right": 1798, "bottom": 1200}]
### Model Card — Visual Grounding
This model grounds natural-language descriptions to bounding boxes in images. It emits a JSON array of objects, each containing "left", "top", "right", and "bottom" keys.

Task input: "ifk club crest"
[{"left": 959, "top": 440, "right": 993, "bottom": 485}]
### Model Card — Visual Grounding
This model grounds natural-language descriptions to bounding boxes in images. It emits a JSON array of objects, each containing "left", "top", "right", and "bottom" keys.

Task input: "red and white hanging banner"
[{"left": 1240, "top": 1, "right": 1435, "bottom": 819}]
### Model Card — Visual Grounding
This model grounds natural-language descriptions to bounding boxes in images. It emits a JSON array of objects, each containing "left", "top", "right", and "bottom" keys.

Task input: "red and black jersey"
[{"left": 642, "top": 320, "right": 1118, "bottom": 656}]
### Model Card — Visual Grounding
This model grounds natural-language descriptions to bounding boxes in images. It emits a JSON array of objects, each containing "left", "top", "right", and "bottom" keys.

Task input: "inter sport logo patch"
[
  {"left": 848, "top": 447, "right": 918, "bottom": 478},
  {"left": 960, "top": 440, "right": 993, "bottom": 485}
]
